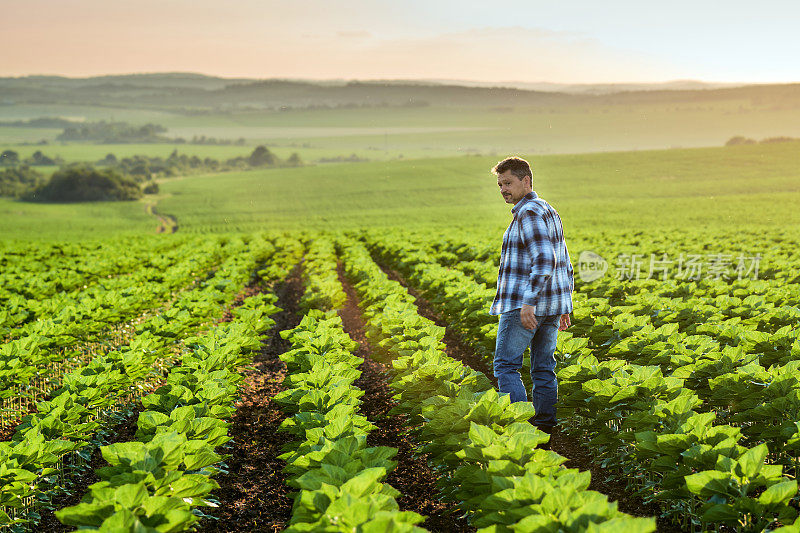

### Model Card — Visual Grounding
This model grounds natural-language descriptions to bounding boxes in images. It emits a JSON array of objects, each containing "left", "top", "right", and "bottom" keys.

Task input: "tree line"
[{"left": 0, "top": 146, "right": 301, "bottom": 203}]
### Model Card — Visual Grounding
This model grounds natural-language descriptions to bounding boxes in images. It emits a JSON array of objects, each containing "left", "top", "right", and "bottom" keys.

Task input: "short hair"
[{"left": 492, "top": 157, "right": 532, "bottom": 184}]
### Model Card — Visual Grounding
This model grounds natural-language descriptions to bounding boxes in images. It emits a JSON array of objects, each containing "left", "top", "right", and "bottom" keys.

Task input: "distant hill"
[
  {"left": 417, "top": 79, "right": 746, "bottom": 94},
  {"left": 1, "top": 73, "right": 798, "bottom": 113}
]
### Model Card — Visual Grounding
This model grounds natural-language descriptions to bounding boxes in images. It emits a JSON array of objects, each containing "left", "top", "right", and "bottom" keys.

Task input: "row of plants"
[
  {"left": 276, "top": 234, "right": 424, "bottom": 530},
  {"left": 0, "top": 236, "right": 194, "bottom": 310},
  {"left": 298, "top": 236, "right": 347, "bottom": 312},
  {"left": 0, "top": 237, "right": 242, "bottom": 430},
  {"left": 363, "top": 234, "right": 800, "bottom": 531},
  {"left": 0, "top": 235, "right": 296, "bottom": 529},
  {"left": 337, "top": 237, "right": 655, "bottom": 532},
  {"left": 276, "top": 311, "right": 426, "bottom": 531},
  {"left": 3, "top": 237, "right": 229, "bottom": 338},
  {"left": 400, "top": 233, "right": 800, "bottom": 456},
  {"left": 55, "top": 290, "right": 282, "bottom": 531}
]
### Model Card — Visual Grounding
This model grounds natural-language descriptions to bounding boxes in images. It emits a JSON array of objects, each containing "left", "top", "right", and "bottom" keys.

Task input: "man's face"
[{"left": 497, "top": 170, "right": 531, "bottom": 205}]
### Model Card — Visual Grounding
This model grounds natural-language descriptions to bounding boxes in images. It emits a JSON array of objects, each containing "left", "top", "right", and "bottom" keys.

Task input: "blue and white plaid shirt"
[{"left": 490, "top": 191, "right": 574, "bottom": 316}]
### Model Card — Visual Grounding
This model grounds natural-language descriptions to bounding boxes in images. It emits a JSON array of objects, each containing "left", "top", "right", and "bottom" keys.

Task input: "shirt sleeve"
[{"left": 517, "top": 209, "right": 556, "bottom": 309}]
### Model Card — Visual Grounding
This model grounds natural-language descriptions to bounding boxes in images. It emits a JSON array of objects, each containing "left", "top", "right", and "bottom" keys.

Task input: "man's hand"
[
  {"left": 520, "top": 304, "right": 538, "bottom": 330},
  {"left": 558, "top": 313, "right": 571, "bottom": 331}
]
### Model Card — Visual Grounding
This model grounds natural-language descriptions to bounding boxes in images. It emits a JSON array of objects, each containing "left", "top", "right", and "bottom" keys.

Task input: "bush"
[
  {"left": 56, "top": 121, "right": 170, "bottom": 143},
  {"left": 0, "top": 150, "right": 19, "bottom": 165},
  {"left": 286, "top": 152, "right": 302, "bottom": 166},
  {"left": 24, "top": 150, "right": 61, "bottom": 166},
  {"left": 23, "top": 164, "right": 142, "bottom": 202},
  {"left": 248, "top": 145, "right": 277, "bottom": 167},
  {"left": 143, "top": 182, "right": 159, "bottom": 194},
  {"left": 0, "top": 165, "right": 45, "bottom": 197}
]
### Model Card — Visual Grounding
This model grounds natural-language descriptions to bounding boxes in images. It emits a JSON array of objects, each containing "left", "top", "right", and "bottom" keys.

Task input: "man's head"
[{"left": 492, "top": 156, "right": 532, "bottom": 205}]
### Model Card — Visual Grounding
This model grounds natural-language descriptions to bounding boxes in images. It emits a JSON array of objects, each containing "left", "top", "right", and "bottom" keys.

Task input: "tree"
[
  {"left": 248, "top": 145, "right": 276, "bottom": 167},
  {"left": 98, "top": 153, "right": 118, "bottom": 165},
  {"left": 0, "top": 150, "right": 19, "bottom": 165},
  {"left": 286, "top": 152, "right": 302, "bottom": 167},
  {"left": 0, "top": 165, "right": 44, "bottom": 196},
  {"left": 26, "top": 150, "right": 58, "bottom": 165},
  {"left": 23, "top": 164, "right": 141, "bottom": 202}
]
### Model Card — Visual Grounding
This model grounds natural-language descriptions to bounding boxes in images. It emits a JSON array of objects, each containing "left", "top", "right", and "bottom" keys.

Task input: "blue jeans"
[{"left": 493, "top": 309, "right": 559, "bottom": 427}]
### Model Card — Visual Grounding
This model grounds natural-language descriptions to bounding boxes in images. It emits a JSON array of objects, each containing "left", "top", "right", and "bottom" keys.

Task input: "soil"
[
  {"left": 200, "top": 263, "right": 304, "bottom": 532},
  {"left": 337, "top": 263, "right": 475, "bottom": 532},
  {"left": 372, "top": 259, "right": 681, "bottom": 532}
]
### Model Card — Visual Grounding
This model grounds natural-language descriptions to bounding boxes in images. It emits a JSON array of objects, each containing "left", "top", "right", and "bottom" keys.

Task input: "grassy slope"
[
  {"left": 155, "top": 141, "right": 800, "bottom": 234},
  {"left": 0, "top": 197, "right": 155, "bottom": 240},
  {"left": 2, "top": 141, "right": 797, "bottom": 240}
]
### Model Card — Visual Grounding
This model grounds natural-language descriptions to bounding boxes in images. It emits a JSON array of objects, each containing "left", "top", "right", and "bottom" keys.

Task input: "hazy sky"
[{"left": 2, "top": 0, "right": 798, "bottom": 83}]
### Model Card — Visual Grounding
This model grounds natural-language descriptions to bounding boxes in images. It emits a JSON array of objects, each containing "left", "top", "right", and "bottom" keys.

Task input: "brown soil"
[
  {"left": 200, "top": 263, "right": 304, "bottom": 532},
  {"left": 336, "top": 263, "right": 475, "bottom": 532},
  {"left": 372, "top": 259, "right": 680, "bottom": 532}
]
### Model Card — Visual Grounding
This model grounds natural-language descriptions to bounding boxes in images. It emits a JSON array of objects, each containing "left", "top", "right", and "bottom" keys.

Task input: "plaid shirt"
[{"left": 490, "top": 191, "right": 574, "bottom": 316}]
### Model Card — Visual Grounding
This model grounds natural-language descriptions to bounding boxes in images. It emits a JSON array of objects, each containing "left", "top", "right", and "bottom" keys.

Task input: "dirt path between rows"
[
  {"left": 370, "top": 258, "right": 680, "bottom": 532},
  {"left": 378, "top": 264, "right": 496, "bottom": 387},
  {"left": 336, "top": 263, "right": 475, "bottom": 532},
  {"left": 201, "top": 263, "right": 304, "bottom": 532}
]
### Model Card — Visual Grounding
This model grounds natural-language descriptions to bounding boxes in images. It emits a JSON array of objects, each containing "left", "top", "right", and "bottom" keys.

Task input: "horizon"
[{"left": 0, "top": 71, "right": 785, "bottom": 88}]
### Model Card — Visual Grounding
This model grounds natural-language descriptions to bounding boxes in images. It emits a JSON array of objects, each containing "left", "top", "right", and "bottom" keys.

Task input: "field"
[
  {"left": 2, "top": 226, "right": 799, "bottom": 532},
  {"left": 2, "top": 77, "right": 800, "bottom": 532},
  {"left": 4, "top": 139, "right": 800, "bottom": 240},
  {"left": 6, "top": 102, "right": 800, "bottom": 161}
]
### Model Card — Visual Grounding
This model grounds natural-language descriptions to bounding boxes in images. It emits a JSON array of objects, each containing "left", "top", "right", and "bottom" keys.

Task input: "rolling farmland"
[{"left": 2, "top": 76, "right": 800, "bottom": 532}]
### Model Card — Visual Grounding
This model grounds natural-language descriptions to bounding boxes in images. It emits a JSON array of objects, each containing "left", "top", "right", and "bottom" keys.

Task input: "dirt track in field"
[
  {"left": 200, "top": 265, "right": 304, "bottom": 532},
  {"left": 337, "top": 263, "right": 476, "bottom": 532},
  {"left": 370, "top": 258, "right": 681, "bottom": 533}
]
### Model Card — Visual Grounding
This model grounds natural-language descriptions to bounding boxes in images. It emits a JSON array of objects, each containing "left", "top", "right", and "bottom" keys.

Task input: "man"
[{"left": 490, "top": 156, "right": 574, "bottom": 433}]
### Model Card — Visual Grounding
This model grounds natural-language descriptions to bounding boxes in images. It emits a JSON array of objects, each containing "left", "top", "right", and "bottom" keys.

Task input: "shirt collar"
[{"left": 511, "top": 191, "right": 538, "bottom": 214}]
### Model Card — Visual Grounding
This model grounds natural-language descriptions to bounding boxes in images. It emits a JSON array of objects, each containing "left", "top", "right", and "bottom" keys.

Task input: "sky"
[{"left": 2, "top": 0, "right": 799, "bottom": 84}]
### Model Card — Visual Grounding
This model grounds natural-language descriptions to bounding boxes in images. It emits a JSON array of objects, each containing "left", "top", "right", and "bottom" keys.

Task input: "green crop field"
[{"left": 3, "top": 76, "right": 800, "bottom": 532}]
